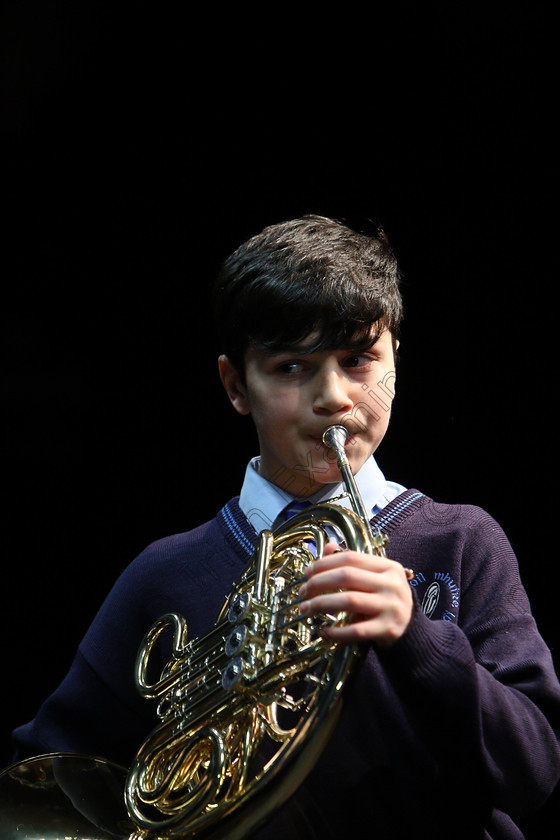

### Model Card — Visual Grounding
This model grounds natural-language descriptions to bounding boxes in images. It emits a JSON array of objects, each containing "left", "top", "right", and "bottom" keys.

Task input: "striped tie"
[{"left": 282, "top": 500, "right": 312, "bottom": 521}]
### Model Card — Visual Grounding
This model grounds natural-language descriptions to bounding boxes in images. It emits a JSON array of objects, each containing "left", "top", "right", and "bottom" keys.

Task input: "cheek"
[
  {"left": 250, "top": 394, "right": 291, "bottom": 436},
  {"left": 346, "top": 401, "right": 392, "bottom": 439},
  {"left": 253, "top": 386, "right": 296, "bottom": 418}
]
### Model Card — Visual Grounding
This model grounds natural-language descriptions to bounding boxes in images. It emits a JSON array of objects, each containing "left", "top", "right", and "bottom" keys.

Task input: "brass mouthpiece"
[
  {"left": 322, "top": 426, "right": 351, "bottom": 470},
  {"left": 321, "top": 425, "right": 348, "bottom": 452},
  {"left": 321, "top": 424, "right": 369, "bottom": 522}
]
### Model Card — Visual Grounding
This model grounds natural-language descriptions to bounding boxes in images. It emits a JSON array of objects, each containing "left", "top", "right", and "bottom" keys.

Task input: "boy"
[{"left": 10, "top": 215, "right": 560, "bottom": 838}]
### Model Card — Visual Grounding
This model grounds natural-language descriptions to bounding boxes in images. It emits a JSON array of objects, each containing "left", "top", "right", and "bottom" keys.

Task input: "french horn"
[{"left": 0, "top": 425, "right": 394, "bottom": 840}]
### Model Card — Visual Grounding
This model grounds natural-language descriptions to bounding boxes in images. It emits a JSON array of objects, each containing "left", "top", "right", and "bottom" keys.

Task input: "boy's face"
[{"left": 219, "top": 329, "right": 396, "bottom": 497}]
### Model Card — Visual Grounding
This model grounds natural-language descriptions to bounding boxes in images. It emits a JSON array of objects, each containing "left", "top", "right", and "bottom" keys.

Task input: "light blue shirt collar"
[{"left": 238, "top": 454, "right": 405, "bottom": 534}]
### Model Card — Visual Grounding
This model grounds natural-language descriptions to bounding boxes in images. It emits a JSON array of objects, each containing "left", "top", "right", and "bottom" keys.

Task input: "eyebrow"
[
  {"left": 266, "top": 339, "right": 379, "bottom": 360},
  {"left": 254, "top": 323, "right": 383, "bottom": 360}
]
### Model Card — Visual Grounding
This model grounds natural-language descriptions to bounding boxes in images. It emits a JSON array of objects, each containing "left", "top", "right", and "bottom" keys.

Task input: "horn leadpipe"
[
  {"left": 321, "top": 425, "right": 372, "bottom": 526},
  {"left": 323, "top": 424, "right": 415, "bottom": 580}
]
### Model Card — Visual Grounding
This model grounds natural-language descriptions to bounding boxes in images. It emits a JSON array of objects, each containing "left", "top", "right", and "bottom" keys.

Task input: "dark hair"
[{"left": 213, "top": 215, "right": 403, "bottom": 377}]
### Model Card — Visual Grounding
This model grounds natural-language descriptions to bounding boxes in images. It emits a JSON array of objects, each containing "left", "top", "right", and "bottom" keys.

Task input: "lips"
[{"left": 308, "top": 430, "right": 357, "bottom": 447}]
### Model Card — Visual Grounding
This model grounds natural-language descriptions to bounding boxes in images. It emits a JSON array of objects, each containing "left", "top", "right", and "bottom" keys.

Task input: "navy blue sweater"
[{"left": 12, "top": 490, "right": 560, "bottom": 838}]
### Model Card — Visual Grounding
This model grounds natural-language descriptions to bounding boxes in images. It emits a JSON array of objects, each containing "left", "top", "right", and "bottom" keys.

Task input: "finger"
[
  {"left": 300, "top": 578, "right": 414, "bottom": 645},
  {"left": 300, "top": 566, "right": 391, "bottom": 599},
  {"left": 301, "top": 589, "right": 385, "bottom": 618},
  {"left": 307, "top": 549, "right": 391, "bottom": 578},
  {"left": 323, "top": 541, "right": 345, "bottom": 556},
  {"left": 308, "top": 593, "right": 413, "bottom": 646},
  {"left": 319, "top": 616, "right": 406, "bottom": 646}
]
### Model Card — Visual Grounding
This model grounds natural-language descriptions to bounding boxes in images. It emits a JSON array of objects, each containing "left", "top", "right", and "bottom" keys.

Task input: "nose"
[{"left": 312, "top": 367, "right": 353, "bottom": 416}]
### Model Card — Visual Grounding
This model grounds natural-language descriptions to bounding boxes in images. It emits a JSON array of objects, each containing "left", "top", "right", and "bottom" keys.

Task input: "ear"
[{"left": 218, "top": 355, "right": 251, "bottom": 415}]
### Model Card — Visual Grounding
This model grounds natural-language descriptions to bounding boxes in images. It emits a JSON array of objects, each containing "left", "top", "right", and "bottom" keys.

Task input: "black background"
[{"left": 1, "top": 1, "right": 558, "bottom": 835}]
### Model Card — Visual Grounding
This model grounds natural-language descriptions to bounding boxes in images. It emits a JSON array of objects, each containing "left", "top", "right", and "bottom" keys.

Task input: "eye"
[
  {"left": 343, "top": 353, "right": 375, "bottom": 369},
  {"left": 275, "top": 360, "right": 306, "bottom": 375}
]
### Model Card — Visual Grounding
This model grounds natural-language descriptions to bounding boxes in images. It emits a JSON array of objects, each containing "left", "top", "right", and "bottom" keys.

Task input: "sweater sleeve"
[
  {"left": 11, "top": 650, "right": 153, "bottom": 768},
  {"left": 12, "top": 518, "right": 239, "bottom": 768},
  {"left": 11, "top": 546, "right": 167, "bottom": 767},
  {"left": 378, "top": 507, "right": 560, "bottom": 819}
]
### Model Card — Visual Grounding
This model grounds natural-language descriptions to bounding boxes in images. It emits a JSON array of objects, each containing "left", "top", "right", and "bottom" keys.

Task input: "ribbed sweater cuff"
[{"left": 377, "top": 598, "right": 470, "bottom": 688}]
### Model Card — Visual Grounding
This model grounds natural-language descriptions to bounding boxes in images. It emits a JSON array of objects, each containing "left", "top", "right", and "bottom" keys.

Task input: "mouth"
[{"left": 309, "top": 429, "right": 357, "bottom": 448}]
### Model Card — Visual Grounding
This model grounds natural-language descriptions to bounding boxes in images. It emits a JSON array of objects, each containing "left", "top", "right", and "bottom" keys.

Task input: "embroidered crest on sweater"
[{"left": 411, "top": 570, "right": 460, "bottom": 622}]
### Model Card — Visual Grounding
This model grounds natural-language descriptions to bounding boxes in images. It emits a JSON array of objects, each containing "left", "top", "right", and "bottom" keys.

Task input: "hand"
[{"left": 298, "top": 542, "right": 414, "bottom": 647}]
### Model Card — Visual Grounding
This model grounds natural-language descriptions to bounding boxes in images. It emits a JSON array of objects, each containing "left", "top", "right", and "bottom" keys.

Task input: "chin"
[{"left": 348, "top": 448, "right": 375, "bottom": 474}]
